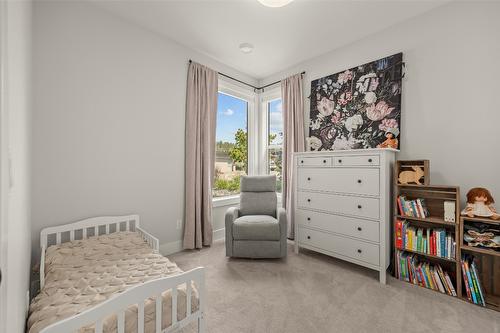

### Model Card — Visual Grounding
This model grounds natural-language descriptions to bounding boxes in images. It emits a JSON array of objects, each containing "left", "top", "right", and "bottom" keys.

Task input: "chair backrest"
[{"left": 239, "top": 175, "right": 277, "bottom": 217}]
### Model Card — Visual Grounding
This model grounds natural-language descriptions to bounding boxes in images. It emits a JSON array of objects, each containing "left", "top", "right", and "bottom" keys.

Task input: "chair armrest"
[
  {"left": 277, "top": 207, "right": 288, "bottom": 257},
  {"left": 225, "top": 207, "right": 240, "bottom": 228},
  {"left": 225, "top": 207, "right": 240, "bottom": 256},
  {"left": 277, "top": 207, "right": 287, "bottom": 236}
]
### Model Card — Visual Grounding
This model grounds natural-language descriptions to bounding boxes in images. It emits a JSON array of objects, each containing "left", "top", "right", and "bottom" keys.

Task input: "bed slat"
[
  {"left": 172, "top": 287, "right": 178, "bottom": 325},
  {"left": 95, "top": 319, "right": 103, "bottom": 333},
  {"left": 94, "top": 226, "right": 98, "bottom": 237},
  {"left": 70, "top": 230, "right": 74, "bottom": 242},
  {"left": 138, "top": 301, "right": 145, "bottom": 333},
  {"left": 117, "top": 310, "right": 125, "bottom": 333},
  {"left": 155, "top": 295, "right": 162, "bottom": 333},
  {"left": 83, "top": 227, "right": 87, "bottom": 239},
  {"left": 186, "top": 282, "right": 192, "bottom": 316},
  {"left": 56, "top": 233, "right": 61, "bottom": 245}
]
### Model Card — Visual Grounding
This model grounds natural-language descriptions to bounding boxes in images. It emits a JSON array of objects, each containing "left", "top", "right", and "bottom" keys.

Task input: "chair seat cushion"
[{"left": 232, "top": 215, "right": 280, "bottom": 241}]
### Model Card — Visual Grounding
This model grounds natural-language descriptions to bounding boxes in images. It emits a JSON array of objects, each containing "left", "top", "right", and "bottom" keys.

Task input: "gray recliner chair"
[{"left": 225, "top": 175, "right": 287, "bottom": 258}]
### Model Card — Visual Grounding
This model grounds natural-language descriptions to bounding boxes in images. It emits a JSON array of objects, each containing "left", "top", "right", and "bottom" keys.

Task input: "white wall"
[
  {"left": 31, "top": 1, "right": 257, "bottom": 259},
  {"left": 260, "top": 1, "right": 500, "bottom": 204},
  {"left": 0, "top": 1, "right": 32, "bottom": 332}
]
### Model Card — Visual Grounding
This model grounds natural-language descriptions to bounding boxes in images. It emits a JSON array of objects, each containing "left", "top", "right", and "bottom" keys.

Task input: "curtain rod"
[{"left": 188, "top": 59, "right": 305, "bottom": 92}]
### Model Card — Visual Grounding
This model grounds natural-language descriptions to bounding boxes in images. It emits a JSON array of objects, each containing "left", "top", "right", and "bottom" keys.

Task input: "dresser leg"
[
  {"left": 379, "top": 270, "right": 386, "bottom": 284},
  {"left": 294, "top": 242, "right": 299, "bottom": 254}
]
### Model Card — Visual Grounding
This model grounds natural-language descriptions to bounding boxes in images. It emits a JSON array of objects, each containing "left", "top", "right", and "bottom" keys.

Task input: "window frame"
[
  {"left": 213, "top": 78, "right": 258, "bottom": 206},
  {"left": 260, "top": 86, "right": 283, "bottom": 197}
]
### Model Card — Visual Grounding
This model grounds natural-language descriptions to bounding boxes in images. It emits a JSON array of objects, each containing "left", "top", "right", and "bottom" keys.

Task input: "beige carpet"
[{"left": 171, "top": 240, "right": 499, "bottom": 333}]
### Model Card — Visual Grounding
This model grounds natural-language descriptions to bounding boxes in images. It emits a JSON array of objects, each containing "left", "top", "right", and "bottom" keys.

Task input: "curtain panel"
[
  {"left": 281, "top": 73, "right": 305, "bottom": 239},
  {"left": 183, "top": 61, "right": 218, "bottom": 249}
]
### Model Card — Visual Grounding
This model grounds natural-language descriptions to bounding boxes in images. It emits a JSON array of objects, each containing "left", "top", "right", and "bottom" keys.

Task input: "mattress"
[{"left": 28, "top": 231, "right": 199, "bottom": 333}]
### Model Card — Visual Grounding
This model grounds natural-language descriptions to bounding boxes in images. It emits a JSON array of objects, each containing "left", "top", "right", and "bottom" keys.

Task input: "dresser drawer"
[
  {"left": 296, "top": 209, "right": 379, "bottom": 242},
  {"left": 297, "top": 167, "right": 379, "bottom": 196},
  {"left": 297, "top": 191, "right": 379, "bottom": 220},
  {"left": 298, "top": 227, "right": 379, "bottom": 266},
  {"left": 334, "top": 155, "right": 379, "bottom": 167},
  {"left": 297, "top": 156, "right": 332, "bottom": 167}
]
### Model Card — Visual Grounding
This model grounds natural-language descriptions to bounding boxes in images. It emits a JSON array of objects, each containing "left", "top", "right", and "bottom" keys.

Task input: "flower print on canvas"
[{"left": 308, "top": 53, "right": 403, "bottom": 151}]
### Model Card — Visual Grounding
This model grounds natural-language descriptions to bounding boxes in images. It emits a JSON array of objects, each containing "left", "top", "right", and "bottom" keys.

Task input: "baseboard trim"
[
  {"left": 159, "top": 240, "right": 183, "bottom": 256},
  {"left": 159, "top": 228, "right": 225, "bottom": 256},
  {"left": 213, "top": 227, "right": 225, "bottom": 241}
]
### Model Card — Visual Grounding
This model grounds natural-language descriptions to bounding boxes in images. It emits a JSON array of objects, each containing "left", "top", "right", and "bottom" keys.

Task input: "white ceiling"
[{"left": 93, "top": 0, "right": 447, "bottom": 79}]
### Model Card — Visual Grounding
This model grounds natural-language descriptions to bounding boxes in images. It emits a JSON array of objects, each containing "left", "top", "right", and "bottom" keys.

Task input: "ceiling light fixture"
[
  {"left": 239, "top": 43, "right": 254, "bottom": 54},
  {"left": 257, "top": 0, "right": 294, "bottom": 8}
]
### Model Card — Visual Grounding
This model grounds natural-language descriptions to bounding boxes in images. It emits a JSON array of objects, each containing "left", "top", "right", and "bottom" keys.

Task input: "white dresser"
[{"left": 294, "top": 149, "right": 396, "bottom": 283}]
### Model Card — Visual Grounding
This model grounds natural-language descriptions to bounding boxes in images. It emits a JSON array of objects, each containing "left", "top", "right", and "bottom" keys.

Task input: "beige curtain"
[
  {"left": 183, "top": 62, "right": 218, "bottom": 249},
  {"left": 281, "top": 73, "right": 305, "bottom": 239}
]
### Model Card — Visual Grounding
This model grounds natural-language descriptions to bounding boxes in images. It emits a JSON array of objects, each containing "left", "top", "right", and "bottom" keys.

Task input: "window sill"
[
  {"left": 212, "top": 195, "right": 240, "bottom": 208},
  {"left": 212, "top": 193, "right": 282, "bottom": 208}
]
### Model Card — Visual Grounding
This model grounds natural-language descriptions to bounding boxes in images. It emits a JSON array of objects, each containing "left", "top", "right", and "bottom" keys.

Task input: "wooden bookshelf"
[
  {"left": 459, "top": 216, "right": 500, "bottom": 311},
  {"left": 392, "top": 161, "right": 461, "bottom": 298}
]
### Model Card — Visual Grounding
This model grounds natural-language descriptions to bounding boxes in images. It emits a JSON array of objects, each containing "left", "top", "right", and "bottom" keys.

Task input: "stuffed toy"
[{"left": 461, "top": 187, "right": 500, "bottom": 220}]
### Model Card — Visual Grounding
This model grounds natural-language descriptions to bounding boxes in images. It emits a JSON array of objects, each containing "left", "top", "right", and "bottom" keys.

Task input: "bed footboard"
[{"left": 39, "top": 267, "right": 206, "bottom": 333}]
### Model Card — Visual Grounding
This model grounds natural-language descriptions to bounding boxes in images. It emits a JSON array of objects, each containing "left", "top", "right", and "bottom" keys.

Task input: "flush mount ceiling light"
[
  {"left": 239, "top": 43, "right": 254, "bottom": 54},
  {"left": 257, "top": 0, "right": 294, "bottom": 8}
]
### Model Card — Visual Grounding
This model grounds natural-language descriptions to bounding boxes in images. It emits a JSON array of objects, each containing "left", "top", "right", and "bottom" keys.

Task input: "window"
[
  {"left": 267, "top": 98, "right": 283, "bottom": 193},
  {"left": 213, "top": 91, "right": 249, "bottom": 198}
]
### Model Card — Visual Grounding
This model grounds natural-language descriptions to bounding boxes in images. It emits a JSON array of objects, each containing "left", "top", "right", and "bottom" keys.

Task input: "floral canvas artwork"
[{"left": 308, "top": 53, "right": 403, "bottom": 151}]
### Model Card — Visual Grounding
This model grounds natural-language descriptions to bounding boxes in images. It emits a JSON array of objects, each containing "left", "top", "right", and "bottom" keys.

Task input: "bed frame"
[{"left": 38, "top": 215, "right": 205, "bottom": 333}]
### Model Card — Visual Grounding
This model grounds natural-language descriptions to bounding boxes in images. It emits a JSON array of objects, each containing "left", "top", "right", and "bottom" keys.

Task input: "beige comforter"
[{"left": 28, "top": 232, "right": 199, "bottom": 333}]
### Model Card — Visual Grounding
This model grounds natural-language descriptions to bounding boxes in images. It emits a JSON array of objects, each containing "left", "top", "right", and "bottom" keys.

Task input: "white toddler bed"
[{"left": 28, "top": 215, "right": 205, "bottom": 333}]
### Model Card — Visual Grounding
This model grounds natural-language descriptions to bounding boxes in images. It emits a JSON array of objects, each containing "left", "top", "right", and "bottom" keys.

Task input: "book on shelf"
[
  {"left": 461, "top": 255, "right": 486, "bottom": 306},
  {"left": 395, "top": 220, "right": 455, "bottom": 259},
  {"left": 396, "top": 250, "right": 457, "bottom": 296},
  {"left": 397, "top": 196, "right": 430, "bottom": 218}
]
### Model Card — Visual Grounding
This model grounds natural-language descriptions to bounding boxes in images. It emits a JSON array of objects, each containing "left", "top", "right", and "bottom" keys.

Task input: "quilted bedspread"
[{"left": 28, "top": 231, "right": 199, "bottom": 333}]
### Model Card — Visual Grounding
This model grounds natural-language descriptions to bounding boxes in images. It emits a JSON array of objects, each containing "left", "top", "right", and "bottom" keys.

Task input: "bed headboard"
[{"left": 40, "top": 215, "right": 140, "bottom": 249}]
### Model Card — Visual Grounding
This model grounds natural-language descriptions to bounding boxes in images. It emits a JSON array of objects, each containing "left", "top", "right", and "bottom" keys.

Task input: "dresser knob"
[
  {"left": 357, "top": 227, "right": 362, "bottom": 231},
  {"left": 301, "top": 160, "right": 304, "bottom": 164},
  {"left": 307, "top": 177, "right": 311, "bottom": 181},
  {"left": 307, "top": 199, "right": 311, "bottom": 203},
  {"left": 357, "top": 205, "right": 362, "bottom": 209},
  {"left": 307, "top": 236, "right": 311, "bottom": 240},
  {"left": 307, "top": 217, "right": 311, "bottom": 221},
  {"left": 323, "top": 159, "right": 327, "bottom": 163},
  {"left": 357, "top": 249, "right": 362, "bottom": 253},
  {"left": 357, "top": 179, "right": 362, "bottom": 183},
  {"left": 368, "top": 158, "right": 373, "bottom": 163},
  {"left": 338, "top": 159, "right": 342, "bottom": 163}
]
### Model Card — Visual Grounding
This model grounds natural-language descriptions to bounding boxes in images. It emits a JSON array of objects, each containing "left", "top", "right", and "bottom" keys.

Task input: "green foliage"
[
  {"left": 214, "top": 176, "right": 241, "bottom": 192},
  {"left": 228, "top": 129, "right": 248, "bottom": 171}
]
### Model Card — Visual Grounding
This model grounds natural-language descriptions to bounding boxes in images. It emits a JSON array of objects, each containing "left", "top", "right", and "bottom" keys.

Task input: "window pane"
[
  {"left": 268, "top": 99, "right": 283, "bottom": 146},
  {"left": 214, "top": 92, "right": 248, "bottom": 198},
  {"left": 268, "top": 148, "right": 282, "bottom": 193}
]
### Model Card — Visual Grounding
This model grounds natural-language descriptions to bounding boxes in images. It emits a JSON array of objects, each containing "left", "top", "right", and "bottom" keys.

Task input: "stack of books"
[
  {"left": 461, "top": 255, "right": 486, "bottom": 306},
  {"left": 395, "top": 220, "right": 456, "bottom": 259},
  {"left": 397, "top": 196, "right": 430, "bottom": 218},
  {"left": 396, "top": 250, "right": 457, "bottom": 296}
]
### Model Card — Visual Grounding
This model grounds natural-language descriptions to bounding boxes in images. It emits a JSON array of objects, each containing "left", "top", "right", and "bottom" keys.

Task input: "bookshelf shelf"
[
  {"left": 397, "top": 248, "right": 457, "bottom": 262},
  {"left": 461, "top": 245, "right": 500, "bottom": 258},
  {"left": 395, "top": 215, "right": 456, "bottom": 227}
]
